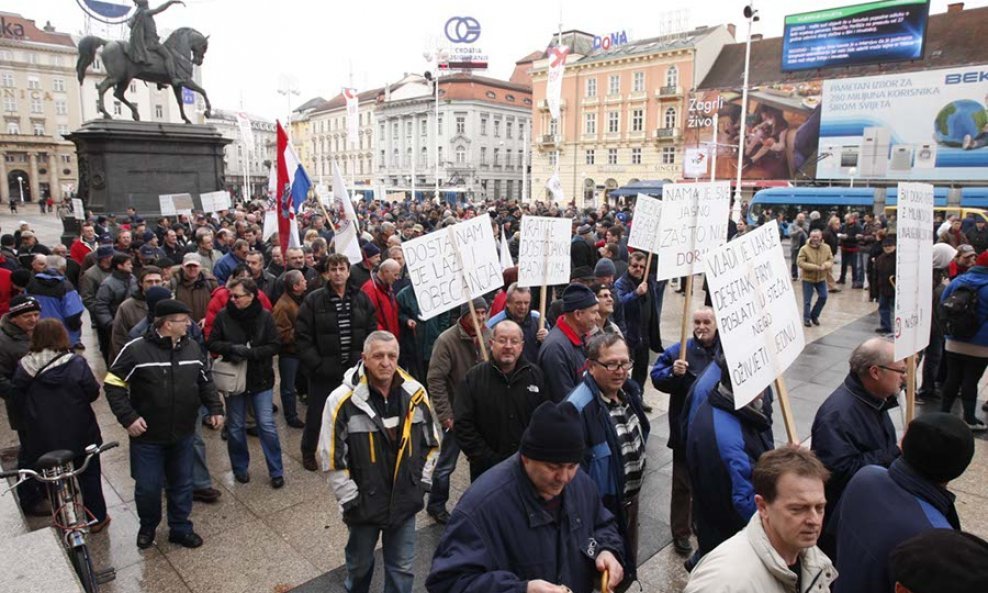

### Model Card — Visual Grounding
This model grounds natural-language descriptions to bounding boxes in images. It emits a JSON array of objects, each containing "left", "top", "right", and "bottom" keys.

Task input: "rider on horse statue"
[{"left": 127, "top": 0, "right": 184, "bottom": 87}]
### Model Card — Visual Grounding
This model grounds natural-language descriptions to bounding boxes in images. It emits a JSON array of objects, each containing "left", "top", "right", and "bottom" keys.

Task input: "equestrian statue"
[{"left": 75, "top": 0, "right": 212, "bottom": 124}]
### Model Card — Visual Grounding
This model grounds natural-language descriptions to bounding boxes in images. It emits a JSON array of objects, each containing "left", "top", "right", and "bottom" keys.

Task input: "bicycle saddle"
[{"left": 36, "top": 450, "right": 76, "bottom": 470}]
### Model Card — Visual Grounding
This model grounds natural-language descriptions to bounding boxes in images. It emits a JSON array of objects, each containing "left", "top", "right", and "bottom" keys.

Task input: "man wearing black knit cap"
[
  {"left": 831, "top": 412, "right": 975, "bottom": 593},
  {"left": 890, "top": 529, "right": 988, "bottom": 593},
  {"left": 428, "top": 401, "right": 625, "bottom": 593},
  {"left": 538, "top": 284, "right": 599, "bottom": 403}
]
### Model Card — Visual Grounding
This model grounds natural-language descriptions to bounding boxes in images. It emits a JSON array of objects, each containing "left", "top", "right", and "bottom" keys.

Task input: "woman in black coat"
[
  {"left": 11, "top": 319, "right": 109, "bottom": 530},
  {"left": 207, "top": 277, "right": 284, "bottom": 488}
]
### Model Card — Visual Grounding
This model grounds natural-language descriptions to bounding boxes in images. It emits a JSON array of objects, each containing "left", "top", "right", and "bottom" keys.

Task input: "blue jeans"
[
  {"left": 878, "top": 294, "right": 894, "bottom": 332},
  {"left": 802, "top": 280, "right": 828, "bottom": 322},
  {"left": 130, "top": 434, "right": 194, "bottom": 535},
  {"left": 226, "top": 389, "right": 283, "bottom": 479},
  {"left": 278, "top": 355, "right": 301, "bottom": 422},
  {"left": 426, "top": 428, "right": 458, "bottom": 515},
  {"left": 839, "top": 251, "right": 861, "bottom": 285},
  {"left": 192, "top": 405, "right": 212, "bottom": 490},
  {"left": 344, "top": 516, "right": 416, "bottom": 593}
]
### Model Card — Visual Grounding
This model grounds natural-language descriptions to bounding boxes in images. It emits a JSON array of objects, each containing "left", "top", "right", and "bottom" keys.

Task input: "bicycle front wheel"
[{"left": 70, "top": 544, "right": 99, "bottom": 593}]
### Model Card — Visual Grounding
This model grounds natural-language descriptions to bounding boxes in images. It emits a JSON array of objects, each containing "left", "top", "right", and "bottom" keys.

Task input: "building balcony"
[
  {"left": 628, "top": 91, "right": 648, "bottom": 102},
  {"left": 539, "top": 134, "right": 561, "bottom": 147},
  {"left": 653, "top": 127, "right": 680, "bottom": 142},
  {"left": 656, "top": 86, "right": 683, "bottom": 99}
]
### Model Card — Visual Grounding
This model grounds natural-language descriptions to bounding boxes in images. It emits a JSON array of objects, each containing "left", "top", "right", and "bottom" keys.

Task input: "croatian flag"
[{"left": 276, "top": 121, "right": 311, "bottom": 255}]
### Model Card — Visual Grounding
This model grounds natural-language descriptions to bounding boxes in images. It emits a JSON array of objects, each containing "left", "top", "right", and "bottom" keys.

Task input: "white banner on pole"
[
  {"left": 72, "top": 198, "right": 85, "bottom": 220},
  {"left": 517, "top": 216, "right": 571, "bottom": 288},
  {"left": 332, "top": 161, "right": 363, "bottom": 265},
  {"left": 684, "top": 147, "right": 709, "bottom": 178},
  {"left": 656, "top": 181, "right": 732, "bottom": 281},
  {"left": 158, "top": 193, "right": 193, "bottom": 217},
  {"left": 200, "top": 190, "right": 231, "bottom": 213},
  {"left": 626, "top": 193, "right": 663, "bottom": 253},
  {"left": 235, "top": 112, "right": 255, "bottom": 147},
  {"left": 704, "top": 220, "right": 805, "bottom": 408},
  {"left": 546, "top": 45, "right": 569, "bottom": 121},
  {"left": 546, "top": 173, "right": 566, "bottom": 205},
  {"left": 500, "top": 228, "right": 515, "bottom": 271},
  {"left": 344, "top": 88, "right": 359, "bottom": 149},
  {"left": 403, "top": 214, "right": 502, "bottom": 320},
  {"left": 894, "top": 182, "right": 935, "bottom": 360}
]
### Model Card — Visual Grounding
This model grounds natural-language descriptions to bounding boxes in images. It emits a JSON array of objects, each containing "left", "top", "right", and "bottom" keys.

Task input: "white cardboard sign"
[
  {"left": 517, "top": 216, "right": 572, "bottom": 288},
  {"left": 656, "top": 181, "right": 732, "bottom": 281},
  {"left": 403, "top": 214, "right": 502, "bottom": 320},
  {"left": 894, "top": 182, "right": 935, "bottom": 360},
  {"left": 627, "top": 193, "right": 663, "bottom": 254},
  {"left": 159, "top": 193, "right": 193, "bottom": 217},
  {"left": 200, "top": 190, "right": 231, "bottom": 213},
  {"left": 71, "top": 198, "right": 85, "bottom": 220},
  {"left": 704, "top": 220, "right": 805, "bottom": 408}
]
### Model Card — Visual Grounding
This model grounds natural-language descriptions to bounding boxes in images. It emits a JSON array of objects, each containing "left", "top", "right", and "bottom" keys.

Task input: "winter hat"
[
  {"left": 460, "top": 297, "right": 488, "bottom": 317},
  {"left": 154, "top": 299, "right": 192, "bottom": 319},
  {"left": 902, "top": 413, "right": 974, "bottom": 483},
  {"left": 139, "top": 244, "right": 158, "bottom": 258},
  {"left": 890, "top": 530, "right": 988, "bottom": 593},
  {"left": 8, "top": 295, "right": 40, "bottom": 318},
  {"left": 570, "top": 266, "right": 595, "bottom": 282},
  {"left": 11, "top": 269, "right": 31, "bottom": 289},
  {"left": 182, "top": 253, "right": 202, "bottom": 267},
  {"left": 361, "top": 243, "right": 381, "bottom": 259},
  {"left": 594, "top": 258, "right": 617, "bottom": 278},
  {"left": 931, "top": 243, "right": 957, "bottom": 270},
  {"left": 141, "top": 230, "right": 155, "bottom": 243},
  {"left": 520, "top": 401, "right": 585, "bottom": 463},
  {"left": 957, "top": 244, "right": 975, "bottom": 256},
  {"left": 577, "top": 224, "right": 592, "bottom": 235},
  {"left": 144, "top": 286, "right": 173, "bottom": 316},
  {"left": 96, "top": 245, "right": 114, "bottom": 259},
  {"left": 882, "top": 235, "right": 896, "bottom": 246},
  {"left": 977, "top": 251, "right": 988, "bottom": 268},
  {"left": 561, "top": 283, "right": 598, "bottom": 313}
]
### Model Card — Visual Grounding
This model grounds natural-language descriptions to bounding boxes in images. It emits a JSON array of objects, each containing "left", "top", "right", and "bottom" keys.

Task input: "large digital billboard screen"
[
  {"left": 817, "top": 65, "right": 988, "bottom": 181},
  {"left": 782, "top": 0, "right": 930, "bottom": 72}
]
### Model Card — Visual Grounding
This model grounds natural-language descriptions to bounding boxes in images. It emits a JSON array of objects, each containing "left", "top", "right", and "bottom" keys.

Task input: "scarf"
[
  {"left": 888, "top": 458, "right": 960, "bottom": 529},
  {"left": 226, "top": 296, "right": 263, "bottom": 336}
]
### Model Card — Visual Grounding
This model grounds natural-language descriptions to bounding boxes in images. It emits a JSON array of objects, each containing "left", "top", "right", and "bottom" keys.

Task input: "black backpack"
[{"left": 942, "top": 284, "right": 982, "bottom": 339}]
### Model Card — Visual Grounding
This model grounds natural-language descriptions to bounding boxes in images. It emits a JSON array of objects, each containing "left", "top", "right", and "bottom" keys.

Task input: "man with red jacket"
[
  {"left": 361, "top": 258, "right": 401, "bottom": 338},
  {"left": 69, "top": 222, "right": 98, "bottom": 266}
]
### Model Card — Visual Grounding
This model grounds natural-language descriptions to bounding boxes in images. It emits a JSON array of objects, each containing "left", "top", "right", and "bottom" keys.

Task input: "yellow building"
[{"left": 0, "top": 12, "right": 82, "bottom": 204}]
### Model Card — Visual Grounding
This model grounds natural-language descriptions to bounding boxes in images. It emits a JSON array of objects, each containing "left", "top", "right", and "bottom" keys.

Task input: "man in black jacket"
[
  {"left": 295, "top": 253, "right": 378, "bottom": 471},
  {"left": 104, "top": 299, "right": 224, "bottom": 550},
  {"left": 454, "top": 320, "right": 546, "bottom": 481}
]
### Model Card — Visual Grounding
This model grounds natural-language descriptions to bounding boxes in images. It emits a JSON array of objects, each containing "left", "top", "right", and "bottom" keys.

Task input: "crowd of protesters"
[{"left": 0, "top": 193, "right": 985, "bottom": 593}]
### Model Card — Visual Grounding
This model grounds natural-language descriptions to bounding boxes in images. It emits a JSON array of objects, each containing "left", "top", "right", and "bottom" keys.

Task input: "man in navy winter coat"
[
  {"left": 537, "top": 284, "right": 599, "bottom": 403},
  {"left": 811, "top": 337, "right": 902, "bottom": 555},
  {"left": 426, "top": 401, "right": 625, "bottom": 593},
  {"left": 832, "top": 413, "right": 974, "bottom": 593}
]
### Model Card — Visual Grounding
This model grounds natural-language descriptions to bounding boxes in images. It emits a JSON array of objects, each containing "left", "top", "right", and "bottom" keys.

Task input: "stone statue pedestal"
[{"left": 65, "top": 120, "right": 231, "bottom": 217}]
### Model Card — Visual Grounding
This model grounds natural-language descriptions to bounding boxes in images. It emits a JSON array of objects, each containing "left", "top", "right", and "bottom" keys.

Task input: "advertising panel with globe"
[{"left": 817, "top": 65, "right": 988, "bottom": 181}]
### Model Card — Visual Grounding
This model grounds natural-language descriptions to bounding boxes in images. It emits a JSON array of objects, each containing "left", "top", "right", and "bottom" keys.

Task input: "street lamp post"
[{"left": 733, "top": 3, "right": 759, "bottom": 221}]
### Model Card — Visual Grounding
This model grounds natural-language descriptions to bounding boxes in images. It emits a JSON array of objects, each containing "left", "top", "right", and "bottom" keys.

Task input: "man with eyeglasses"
[
  {"left": 811, "top": 337, "right": 903, "bottom": 557},
  {"left": 485, "top": 283, "right": 548, "bottom": 363},
  {"left": 454, "top": 320, "right": 547, "bottom": 482},
  {"left": 567, "top": 333, "right": 650, "bottom": 577}
]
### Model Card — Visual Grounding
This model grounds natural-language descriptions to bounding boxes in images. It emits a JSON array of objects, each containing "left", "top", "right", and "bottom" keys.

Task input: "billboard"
[
  {"left": 817, "top": 65, "right": 988, "bottom": 181},
  {"left": 782, "top": 0, "right": 930, "bottom": 72},
  {"left": 684, "top": 83, "right": 823, "bottom": 181}
]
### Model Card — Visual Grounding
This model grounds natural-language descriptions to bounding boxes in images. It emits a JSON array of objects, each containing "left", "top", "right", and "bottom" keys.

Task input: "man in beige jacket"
[{"left": 797, "top": 229, "right": 834, "bottom": 327}]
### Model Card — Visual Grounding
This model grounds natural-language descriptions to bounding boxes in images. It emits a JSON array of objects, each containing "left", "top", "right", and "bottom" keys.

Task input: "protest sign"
[
  {"left": 200, "top": 190, "right": 231, "bottom": 213},
  {"left": 71, "top": 198, "right": 85, "bottom": 220},
  {"left": 704, "top": 220, "right": 804, "bottom": 419},
  {"left": 158, "top": 193, "right": 193, "bottom": 217},
  {"left": 500, "top": 228, "right": 514, "bottom": 271},
  {"left": 626, "top": 193, "right": 663, "bottom": 254},
  {"left": 656, "top": 181, "right": 731, "bottom": 281},
  {"left": 894, "top": 183, "right": 934, "bottom": 361},
  {"left": 517, "top": 216, "right": 571, "bottom": 288},
  {"left": 403, "top": 214, "right": 502, "bottom": 320}
]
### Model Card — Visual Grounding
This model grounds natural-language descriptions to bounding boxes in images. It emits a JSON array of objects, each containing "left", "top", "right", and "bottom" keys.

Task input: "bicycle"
[{"left": 1, "top": 441, "right": 119, "bottom": 592}]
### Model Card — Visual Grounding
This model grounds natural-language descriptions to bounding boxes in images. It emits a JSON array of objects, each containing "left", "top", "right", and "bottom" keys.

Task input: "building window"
[
  {"left": 664, "top": 107, "right": 677, "bottom": 129},
  {"left": 493, "top": 147, "right": 500, "bottom": 165},
  {"left": 53, "top": 78, "right": 65, "bottom": 92},
  {"left": 506, "top": 149, "right": 513, "bottom": 168},
  {"left": 379, "top": 123, "right": 385, "bottom": 140},
  {"left": 608, "top": 75, "right": 620, "bottom": 95},
  {"left": 586, "top": 78, "right": 597, "bottom": 97},
  {"left": 1, "top": 72, "right": 13, "bottom": 87},
  {"left": 3, "top": 97, "right": 16, "bottom": 112},
  {"left": 456, "top": 146, "right": 466, "bottom": 164},
  {"left": 6, "top": 121, "right": 19, "bottom": 134},
  {"left": 480, "top": 147, "right": 488, "bottom": 165},
  {"left": 480, "top": 117, "right": 488, "bottom": 135},
  {"left": 608, "top": 148, "right": 618, "bottom": 165},
  {"left": 438, "top": 115, "right": 443, "bottom": 135},
  {"left": 631, "top": 109, "right": 644, "bottom": 132},
  {"left": 506, "top": 180, "right": 513, "bottom": 197},
  {"left": 438, "top": 146, "right": 443, "bottom": 165},
  {"left": 31, "top": 97, "right": 43, "bottom": 114},
  {"left": 420, "top": 146, "right": 428, "bottom": 166},
  {"left": 607, "top": 111, "right": 619, "bottom": 133},
  {"left": 584, "top": 112, "right": 596, "bottom": 135},
  {"left": 633, "top": 72, "right": 645, "bottom": 93},
  {"left": 666, "top": 65, "right": 679, "bottom": 89},
  {"left": 33, "top": 122, "right": 45, "bottom": 136},
  {"left": 421, "top": 118, "right": 427, "bottom": 136},
  {"left": 585, "top": 149, "right": 595, "bottom": 165},
  {"left": 506, "top": 120, "right": 513, "bottom": 139},
  {"left": 57, "top": 124, "right": 69, "bottom": 136},
  {"left": 405, "top": 121, "right": 413, "bottom": 138},
  {"left": 632, "top": 148, "right": 642, "bottom": 164},
  {"left": 379, "top": 150, "right": 385, "bottom": 167},
  {"left": 493, "top": 119, "right": 501, "bottom": 137},
  {"left": 154, "top": 104, "right": 163, "bottom": 119},
  {"left": 392, "top": 122, "right": 399, "bottom": 138},
  {"left": 27, "top": 77, "right": 41, "bottom": 90},
  {"left": 517, "top": 150, "right": 523, "bottom": 168},
  {"left": 456, "top": 115, "right": 466, "bottom": 134},
  {"left": 662, "top": 146, "right": 676, "bottom": 164},
  {"left": 392, "top": 148, "right": 399, "bottom": 167},
  {"left": 405, "top": 147, "right": 412, "bottom": 166},
  {"left": 55, "top": 100, "right": 68, "bottom": 116},
  {"left": 549, "top": 152, "right": 557, "bottom": 167}
]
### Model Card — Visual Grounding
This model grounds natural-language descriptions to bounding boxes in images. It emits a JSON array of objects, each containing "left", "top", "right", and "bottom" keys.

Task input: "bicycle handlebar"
[{"left": 0, "top": 441, "right": 118, "bottom": 482}]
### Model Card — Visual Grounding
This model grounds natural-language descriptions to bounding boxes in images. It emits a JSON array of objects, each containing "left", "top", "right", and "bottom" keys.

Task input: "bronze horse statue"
[{"left": 75, "top": 27, "right": 212, "bottom": 124}]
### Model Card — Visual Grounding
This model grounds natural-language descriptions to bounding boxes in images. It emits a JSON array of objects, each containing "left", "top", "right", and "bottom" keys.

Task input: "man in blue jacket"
[
  {"left": 685, "top": 357, "right": 774, "bottom": 568},
  {"left": 537, "top": 284, "right": 598, "bottom": 403},
  {"left": 614, "top": 252, "right": 662, "bottom": 393},
  {"left": 567, "top": 333, "right": 649, "bottom": 572},
  {"left": 832, "top": 413, "right": 974, "bottom": 593},
  {"left": 426, "top": 401, "right": 625, "bottom": 593},
  {"left": 811, "top": 337, "right": 902, "bottom": 556},
  {"left": 651, "top": 307, "right": 721, "bottom": 556}
]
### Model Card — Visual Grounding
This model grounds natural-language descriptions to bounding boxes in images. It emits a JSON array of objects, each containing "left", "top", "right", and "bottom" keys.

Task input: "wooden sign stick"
[
  {"left": 905, "top": 353, "right": 917, "bottom": 424},
  {"left": 446, "top": 226, "right": 489, "bottom": 362},
  {"left": 773, "top": 376, "right": 799, "bottom": 445},
  {"left": 678, "top": 275, "right": 694, "bottom": 363}
]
